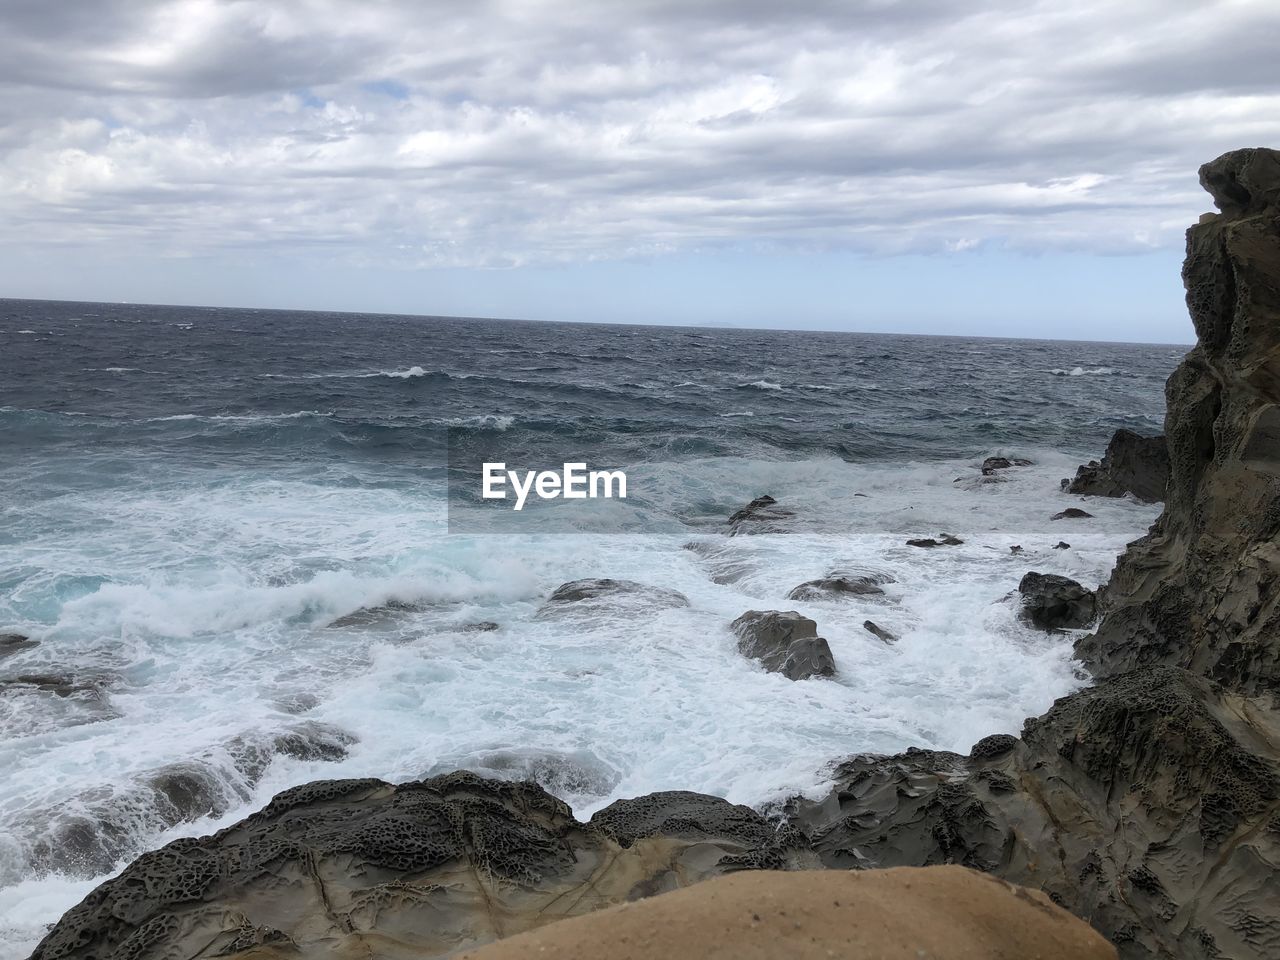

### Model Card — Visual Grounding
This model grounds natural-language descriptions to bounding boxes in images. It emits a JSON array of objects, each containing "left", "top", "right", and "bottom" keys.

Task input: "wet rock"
[
  {"left": 539, "top": 578, "right": 689, "bottom": 613},
  {"left": 32, "top": 772, "right": 815, "bottom": 960},
  {"left": 727, "top": 494, "right": 795, "bottom": 535},
  {"left": 730, "top": 610, "right": 835, "bottom": 680},
  {"left": 1053, "top": 541, "right": 1071, "bottom": 550},
  {"left": 0, "top": 633, "right": 37, "bottom": 659},
  {"left": 1017, "top": 572, "right": 1098, "bottom": 630},
  {"left": 906, "top": 534, "right": 964, "bottom": 548},
  {"left": 787, "top": 576, "right": 885, "bottom": 601},
  {"left": 862, "top": 620, "right": 897, "bottom": 643},
  {"left": 1050, "top": 507, "right": 1093, "bottom": 520},
  {"left": 791, "top": 667, "right": 1280, "bottom": 960},
  {"left": 328, "top": 598, "right": 429, "bottom": 628},
  {"left": 272, "top": 691, "right": 320, "bottom": 714},
  {"left": 228, "top": 721, "right": 358, "bottom": 782},
  {"left": 461, "top": 620, "right": 500, "bottom": 632},
  {"left": 1009, "top": 545, "right": 1023, "bottom": 554},
  {"left": 981, "top": 456, "right": 1033, "bottom": 475},
  {"left": 1063, "top": 429, "right": 1170, "bottom": 502}
]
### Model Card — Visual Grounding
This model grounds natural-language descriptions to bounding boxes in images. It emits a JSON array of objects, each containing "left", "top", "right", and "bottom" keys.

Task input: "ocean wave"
[
  {"left": 720, "top": 410, "right": 755, "bottom": 417},
  {"left": 1052, "top": 366, "right": 1117, "bottom": 377},
  {"left": 144, "top": 410, "right": 334, "bottom": 423},
  {"left": 442, "top": 414, "right": 515, "bottom": 431},
  {"left": 739, "top": 380, "right": 783, "bottom": 391}
]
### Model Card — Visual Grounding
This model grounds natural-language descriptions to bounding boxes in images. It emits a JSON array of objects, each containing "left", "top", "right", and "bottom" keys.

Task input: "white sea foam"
[
  {"left": 741, "top": 380, "right": 783, "bottom": 390},
  {"left": 0, "top": 450, "right": 1160, "bottom": 955},
  {"left": 1052, "top": 366, "right": 1116, "bottom": 376}
]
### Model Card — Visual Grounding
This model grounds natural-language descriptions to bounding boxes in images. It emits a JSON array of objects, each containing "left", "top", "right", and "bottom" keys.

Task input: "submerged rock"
[
  {"left": 1063, "top": 429, "right": 1170, "bottom": 502},
  {"left": 786, "top": 575, "right": 885, "bottom": 601},
  {"left": 727, "top": 494, "right": 795, "bottom": 535},
  {"left": 862, "top": 620, "right": 898, "bottom": 643},
  {"left": 327, "top": 598, "right": 429, "bottom": 628},
  {"left": 31, "top": 772, "right": 815, "bottom": 960},
  {"left": 1050, "top": 507, "right": 1093, "bottom": 520},
  {"left": 906, "top": 533, "right": 964, "bottom": 548},
  {"left": 0, "top": 633, "right": 37, "bottom": 659},
  {"left": 981, "top": 455, "right": 1033, "bottom": 475},
  {"left": 1017, "top": 572, "right": 1097, "bottom": 630},
  {"left": 539, "top": 578, "right": 689, "bottom": 613},
  {"left": 730, "top": 610, "right": 835, "bottom": 680}
]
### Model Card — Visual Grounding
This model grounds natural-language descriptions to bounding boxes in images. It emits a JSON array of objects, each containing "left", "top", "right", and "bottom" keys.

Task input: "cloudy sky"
[{"left": 2, "top": 0, "right": 1278, "bottom": 341}]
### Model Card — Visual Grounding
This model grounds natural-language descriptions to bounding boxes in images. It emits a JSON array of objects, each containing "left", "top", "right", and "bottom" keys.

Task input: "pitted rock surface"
[
  {"left": 32, "top": 772, "right": 813, "bottom": 960},
  {"left": 730, "top": 610, "right": 836, "bottom": 680},
  {"left": 1064, "top": 429, "right": 1170, "bottom": 502}
]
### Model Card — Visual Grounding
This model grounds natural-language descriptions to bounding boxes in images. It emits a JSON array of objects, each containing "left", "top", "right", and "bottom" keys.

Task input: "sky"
[{"left": 2, "top": 1, "right": 1278, "bottom": 342}]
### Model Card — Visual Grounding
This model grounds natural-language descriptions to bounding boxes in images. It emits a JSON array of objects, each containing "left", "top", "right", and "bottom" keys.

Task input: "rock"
[
  {"left": 786, "top": 576, "right": 885, "bottom": 601},
  {"left": 1063, "top": 429, "right": 1170, "bottom": 502},
  {"left": 425, "top": 747, "right": 621, "bottom": 800},
  {"left": 730, "top": 610, "right": 836, "bottom": 680},
  {"left": 454, "top": 867, "right": 1117, "bottom": 960},
  {"left": 1081, "top": 147, "right": 1280, "bottom": 696},
  {"left": 1053, "top": 541, "right": 1071, "bottom": 550},
  {"left": 727, "top": 494, "right": 795, "bottom": 535},
  {"left": 862, "top": 620, "right": 897, "bottom": 643},
  {"left": 1017, "top": 572, "right": 1098, "bottom": 630},
  {"left": 791, "top": 667, "right": 1280, "bottom": 960},
  {"left": 31, "top": 772, "right": 815, "bottom": 960},
  {"left": 327, "top": 598, "right": 429, "bottom": 628},
  {"left": 981, "top": 455, "right": 1033, "bottom": 475},
  {"left": 461, "top": 620, "right": 500, "bottom": 632},
  {"left": 0, "top": 633, "right": 37, "bottom": 659},
  {"left": 539, "top": 578, "right": 689, "bottom": 613},
  {"left": 1050, "top": 507, "right": 1093, "bottom": 520},
  {"left": 906, "top": 533, "right": 964, "bottom": 547},
  {"left": 1009, "top": 545, "right": 1023, "bottom": 554}
]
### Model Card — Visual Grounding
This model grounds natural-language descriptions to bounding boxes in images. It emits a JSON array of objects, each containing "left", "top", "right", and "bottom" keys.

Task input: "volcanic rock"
[
  {"left": 727, "top": 494, "right": 795, "bottom": 535},
  {"left": 787, "top": 576, "right": 885, "bottom": 601},
  {"left": 1051, "top": 507, "right": 1093, "bottom": 520},
  {"left": 1017, "top": 572, "right": 1098, "bottom": 630},
  {"left": 730, "top": 610, "right": 835, "bottom": 680},
  {"left": 1063, "top": 429, "right": 1170, "bottom": 502}
]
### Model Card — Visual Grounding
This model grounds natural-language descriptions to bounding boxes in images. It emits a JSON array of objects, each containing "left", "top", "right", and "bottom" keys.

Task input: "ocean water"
[{"left": 0, "top": 298, "right": 1184, "bottom": 954}]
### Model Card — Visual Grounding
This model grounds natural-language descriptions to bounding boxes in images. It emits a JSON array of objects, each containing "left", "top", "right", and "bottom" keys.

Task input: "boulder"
[
  {"left": 786, "top": 576, "right": 885, "bottom": 601},
  {"left": 1053, "top": 541, "right": 1071, "bottom": 550},
  {"left": 31, "top": 773, "right": 815, "bottom": 960},
  {"left": 1017, "top": 572, "right": 1097, "bottom": 630},
  {"left": 730, "top": 610, "right": 836, "bottom": 680},
  {"left": 1063, "top": 429, "right": 1170, "bottom": 502}
]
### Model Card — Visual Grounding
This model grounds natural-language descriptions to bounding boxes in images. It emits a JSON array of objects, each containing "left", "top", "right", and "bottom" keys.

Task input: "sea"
[{"left": 0, "top": 298, "right": 1186, "bottom": 955}]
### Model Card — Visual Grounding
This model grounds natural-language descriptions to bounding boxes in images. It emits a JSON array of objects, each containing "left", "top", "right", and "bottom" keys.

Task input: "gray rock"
[
  {"left": 1063, "top": 429, "right": 1170, "bottom": 502},
  {"left": 540, "top": 578, "right": 689, "bottom": 612},
  {"left": 1017, "top": 572, "right": 1098, "bottom": 630},
  {"left": 862, "top": 620, "right": 897, "bottom": 643},
  {"left": 730, "top": 610, "right": 836, "bottom": 680},
  {"left": 786, "top": 576, "right": 885, "bottom": 601},
  {"left": 906, "top": 534, "right": 964, "bottom": 547},
  {"left": 727, "top": 494, "right": 795, "bottom": 535},
  {"left": 1053, "top": 541, "right": 1071, "bottom": 550},
  {"left": 981, "top": 455, "right": 1032, "bottom": 475},
  {"left": 32, "top": 773, "right": 815, "bottom": 960},
  {"left": 1050, "top": 507, "right": 1093, "bottom": 520},
  {"left": 0, "top": 633, "right": 37, "bottom": 659}
]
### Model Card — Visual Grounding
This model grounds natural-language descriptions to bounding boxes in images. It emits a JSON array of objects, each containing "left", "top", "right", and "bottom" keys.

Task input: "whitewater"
[{"left": 0, "top": 299, "right": 1185, "bottom": 956}]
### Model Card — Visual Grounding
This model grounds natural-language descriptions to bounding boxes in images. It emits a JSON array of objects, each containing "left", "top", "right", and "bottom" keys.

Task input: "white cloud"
[{"left": 1, "top": 0, "right": 1277, "bottom": 267}]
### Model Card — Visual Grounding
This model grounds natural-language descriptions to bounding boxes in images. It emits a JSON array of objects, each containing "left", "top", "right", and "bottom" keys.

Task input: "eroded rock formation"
[
  {"left": 31, "top": 773, "right": 814, "bottom": 960},
  {"left": 730, "top": 609, "right": 836, "bottom": 680},
  {"left": 1064, "top": 428, "right": 1170, "bottom": 502}
]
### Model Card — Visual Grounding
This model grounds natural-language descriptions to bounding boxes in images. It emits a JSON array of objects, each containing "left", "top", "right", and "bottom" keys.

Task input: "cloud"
[{"left": 1, "top": 0, "right": 1278, "bottom": 268}]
